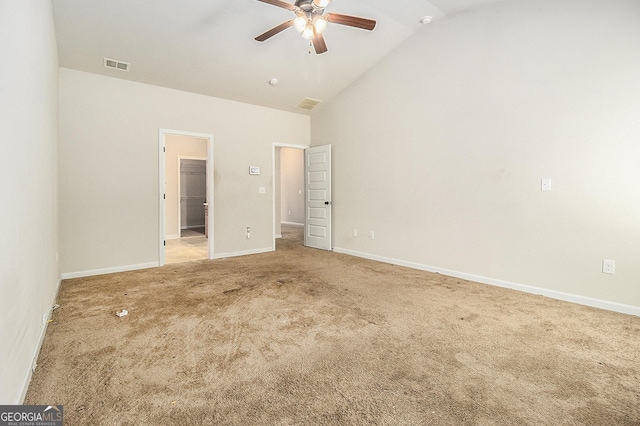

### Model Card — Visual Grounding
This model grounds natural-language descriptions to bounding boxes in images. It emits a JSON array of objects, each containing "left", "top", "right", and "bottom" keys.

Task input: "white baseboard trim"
[
  {"left": 214, "top": 247, "right": 273, "bottom": 259},
  {"left": 275, "top": 234, "right": 283, "bottom": 239},
  {"left": 61, "top": 261, "right": 160, "bottom": 280},
  {"left": 282, "top": 221, "right": 304, "bottom": 227},
  {"left": 333, "top": 247, "right": 640, "bottom": 317},
  {"left": 18, "top": 276, "right": 63, "bottom": 403},
  {"left": 166, "top": 234, "right": 179, "bottom": 240}
]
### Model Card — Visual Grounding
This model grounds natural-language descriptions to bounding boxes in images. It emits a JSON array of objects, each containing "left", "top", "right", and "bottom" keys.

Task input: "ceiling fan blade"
[
  {"left": 325, "top": 13, "right": 376, "bottom": 31},
  {"left": 256, "top": 0, "right": 297, "bottom": 11},
  {"left": 312, "top": 33, "right": 328, "bottom": 54},
  {"left": 255, "top": 20, "right": 294, "bottom": 42}
]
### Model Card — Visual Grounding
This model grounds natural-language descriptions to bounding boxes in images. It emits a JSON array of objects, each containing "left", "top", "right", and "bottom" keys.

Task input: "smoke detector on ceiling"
[
  {"left": 420, "top": 16, "right": 433, "bottom": 24},
  {"left": 296, "top": 97, "right": 322, "bottom": 111},
  {"left": 104, "top": 58, "right": 130, "bottom": 72}
]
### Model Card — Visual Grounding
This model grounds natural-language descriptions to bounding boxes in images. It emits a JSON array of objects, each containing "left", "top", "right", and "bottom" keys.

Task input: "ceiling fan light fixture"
[
  {"left": 313, "top": 16, "right": 328, "bottom": 34},
  {"left": 293, "top": 15, "right": 307, "bottom": 33},
  {"left": 301, "top": 22, "right": 314, "bottom": 39}
]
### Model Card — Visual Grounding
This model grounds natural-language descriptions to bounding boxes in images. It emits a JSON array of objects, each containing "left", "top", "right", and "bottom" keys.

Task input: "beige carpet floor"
[{"left": 26, "top": 226, "right": 639, "bottom": 425}]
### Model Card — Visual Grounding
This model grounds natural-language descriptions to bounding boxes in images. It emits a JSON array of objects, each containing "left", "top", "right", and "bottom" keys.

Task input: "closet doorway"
[{"left": 178, "top": 158, "right": 207, "bottom": 238}]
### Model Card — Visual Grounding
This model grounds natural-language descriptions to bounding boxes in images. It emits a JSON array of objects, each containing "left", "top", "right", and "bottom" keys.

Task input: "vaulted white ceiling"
[{"left": 53, "top": 0, "right": 507, "bottom": 115}]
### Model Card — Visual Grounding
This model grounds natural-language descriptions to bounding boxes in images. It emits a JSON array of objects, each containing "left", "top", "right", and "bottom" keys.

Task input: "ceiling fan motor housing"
[{"left": 295, "top": 0, "right": 324, "bottom": 13}]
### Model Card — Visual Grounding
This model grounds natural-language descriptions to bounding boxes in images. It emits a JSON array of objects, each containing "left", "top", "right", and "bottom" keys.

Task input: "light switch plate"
[
  {"left": 249, "top": 166, "right": 260, "bottom": 175},
  {"left": 541, "top": 178, "right": 551, "bottom": 191}
]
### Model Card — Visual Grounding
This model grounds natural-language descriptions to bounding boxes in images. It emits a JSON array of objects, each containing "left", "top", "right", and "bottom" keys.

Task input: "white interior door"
[{"left": 304, "top": 145, "right": 331, "bottom": 250}]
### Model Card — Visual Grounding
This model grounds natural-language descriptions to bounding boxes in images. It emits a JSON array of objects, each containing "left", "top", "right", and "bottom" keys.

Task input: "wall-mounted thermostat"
[{"left": 249, "top": 166, "right": 260, "bottom": 175}]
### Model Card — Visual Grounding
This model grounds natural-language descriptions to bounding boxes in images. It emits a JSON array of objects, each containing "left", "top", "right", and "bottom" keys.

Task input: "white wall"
[
  {"left": 312, "top": 0, "right": 640, "bottom": 313},
  {"left": 280, "top": 148, "right": 305, "bottom": 224},
  {"left": 165, "top": 135, "right": 208, "bottom": 238},
  {"left": 59, "top": 69, "right": 309, "bottom": 275},
  {"left": 0, "top": 1, "right": 60, "bottom": 403}
]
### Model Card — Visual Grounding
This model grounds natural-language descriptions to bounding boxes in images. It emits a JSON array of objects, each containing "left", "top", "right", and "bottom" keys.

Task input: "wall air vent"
[
  {"left": 296, "top": 97, "right": 322, "bottom": 111},
  {"left": 104, "top": 58, "right": 130, "bottom": 72}
]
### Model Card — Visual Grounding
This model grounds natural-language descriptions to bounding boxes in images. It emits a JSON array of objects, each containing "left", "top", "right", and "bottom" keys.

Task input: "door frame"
[
  {"left": 177, "top": 156, "right": 207, "bottom": 236},
  {"left": 272, "top": 142, "right": 309, "bottom": 251},
  {"left": 159, "top": 129, "right": 214, "bottom": 266}
]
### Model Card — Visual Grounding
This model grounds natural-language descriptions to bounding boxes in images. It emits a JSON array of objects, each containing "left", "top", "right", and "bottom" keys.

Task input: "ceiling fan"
[{"left": 255, "top": 0, "right": 376, "bottom": 54}]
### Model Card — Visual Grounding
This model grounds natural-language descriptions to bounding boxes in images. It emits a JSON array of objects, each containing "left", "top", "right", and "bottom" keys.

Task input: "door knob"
[{"left": 324, "top": 201, "right": 331, "bottom": 205}]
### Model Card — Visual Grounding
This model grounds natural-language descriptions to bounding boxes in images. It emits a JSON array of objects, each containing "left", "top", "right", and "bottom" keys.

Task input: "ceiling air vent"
[
  {"left": 104, "top": 58, "right": 130, "bottom": 72},
  {"left": 296, "top": 97, "right": 322, "bottom": 111}
]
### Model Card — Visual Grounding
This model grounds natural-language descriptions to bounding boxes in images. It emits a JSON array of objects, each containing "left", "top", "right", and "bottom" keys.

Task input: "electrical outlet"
[
  {"left": 246, "top": 227, "right": 251, "bottom": 239},
  {"left": 352, "top": 229, "right": 357, "bottom": 237},
  {"left": 369, "top": 231, "right": 375, "bottom": 240},
  {"left": 602, "top": 259, "right": 615, "bottom": 275}
]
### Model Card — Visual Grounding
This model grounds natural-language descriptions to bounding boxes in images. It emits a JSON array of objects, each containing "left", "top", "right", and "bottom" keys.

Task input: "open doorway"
[
  {"left": 159, "top": 130, "right": 214, "bottom": 265},
  {"left": 164, "top": 157, "right": 207, "bottom": 264},
  {"left": 178, "top": 158, "right": 207, "bottom": 238},
  {"left": 273, "top": 143, "right": 308, "bottom": 250}
]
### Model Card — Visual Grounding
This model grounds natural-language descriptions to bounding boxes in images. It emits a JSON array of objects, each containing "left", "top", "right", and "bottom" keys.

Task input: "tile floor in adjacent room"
[{"left": 165, "top": 228, "right": 208, "bottom": 264}]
